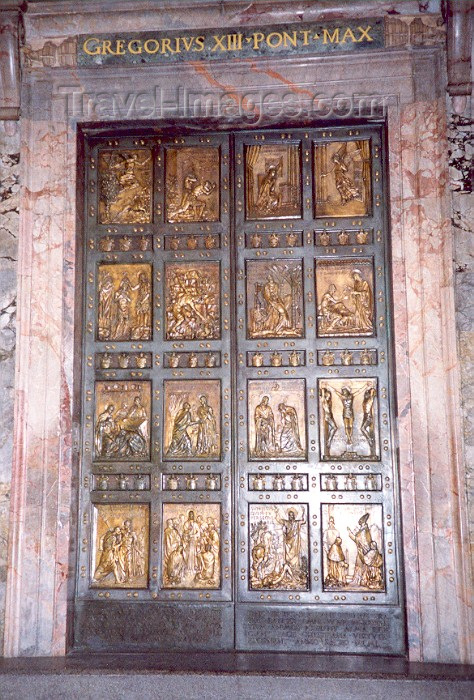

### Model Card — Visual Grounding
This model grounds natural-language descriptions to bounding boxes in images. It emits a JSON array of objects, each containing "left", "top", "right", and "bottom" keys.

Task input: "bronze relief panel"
[
  {"left": 314, "top": 139, "right": 371, "bottom": 218},
  {"left": 97, "top": 263, "right": 152, "bottom": 342},
  {"left": 94, "top": 380, "right": 151, "bottom": 461},
  {"left": 249, "top": 504, "right": 309, "bottom": 591},
  {"left": 162, "top": 503, "right": 221, "bottom": 589},
  {"left": 248, "top": 379, "right": 306, "bottom": 460},
  {"left": 91, "top": 503, "right": 149, "bottom": 589},
  {"left": 322, "top": 504, "right": 384, "bottom": 592},
  {"left": 165, "top": 147, "right": 220, "bottom": 223},
  {"left": 245, "top": 143, "right": 301, "bottom": 220},
  {"left": 315, "top": 258, "right": 375, "bottom": 337},
  {"left": 246, "top": 259, "right": 304, "bottom": 339},
  {"left": 163, "top": 379, "right": 221, "bottom": 460},
  {"left": 318, "top": 377, "right": 379, "bottom": 460},
  {"left": 98, "top": 149, "right": 152, "bottom": 224},
  {"left": 164, "top": 261, "right": 220, "bottom": 341}
]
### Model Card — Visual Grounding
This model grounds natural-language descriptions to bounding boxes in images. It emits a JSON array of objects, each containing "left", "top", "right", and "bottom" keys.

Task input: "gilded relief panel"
[
  {"left": 248, "top": 379, "right": 306, "bottom": 460},
  {"left": 315, "top": 258, "right": 374, "bottom": 337},
  {"left": 318, "top": 378, "right": 379, "bottom": 460},
  {"left": 91, "top": 503, "right": 149, "bottom": 589},
  {"left": 165, "top": 147, "right": 219, "bottom": 223},
  {"left": 94, "top": 380, "right": 151, "bottom": 461},
  {"left": 314, "top": 140, "right": 371, "bottom": 217},
  {"left": 98, "top": 149, "right": 152, "bottom": 224},
  {"left": 249, "top": 504, "right": 309, "bottom": 591},
  {"left": 245, "top": 143, "right": 301, "bottom": 220},
  {"left": 322, "top": 504, "right": 384, "bottom": 592},
  {"left": 246, "top": 259, "right": 304, "bottom": 339},
  {"left": 97, "top": 263, "right": 152, "bottom": 342},
  {"left": 163, "top": 379, "right": 221, "bottom": 460},
  {"left": 164, "top": 261, "right": 220, "bottom": 341},
  {"left": 162, "top": 503, "right": 221, "bottom": 589}
]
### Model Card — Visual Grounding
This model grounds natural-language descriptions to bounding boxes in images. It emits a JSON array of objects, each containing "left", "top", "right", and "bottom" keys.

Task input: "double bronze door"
[{"left": 74, "top": 124, "right": 405, "bottom": 655}]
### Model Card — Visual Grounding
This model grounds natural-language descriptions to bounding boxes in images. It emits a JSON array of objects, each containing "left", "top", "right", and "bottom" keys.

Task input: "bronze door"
[{"left": 74, "top": 125, "right": 405, "bottom": 655}]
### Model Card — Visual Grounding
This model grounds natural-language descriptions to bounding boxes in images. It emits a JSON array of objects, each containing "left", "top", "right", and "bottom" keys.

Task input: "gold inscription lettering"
[
  {"left": 251, "top": 32, "right": 265, "bottom": 50},
  {"left": 282, "top": 31, "right": 298, "bottom": 48},
  {"left": 212, "top": 35, "right": 227, "bottom": 51},
  {"left": 144, "top": 38, "right": 160, "bottom": 54},
  {"left": 266, "top": 32, "right": 283, "bottom": 48},
  {"left": 357, "top": 25, "right": 373, "bottom": 42},
  {"left": 83, "top": 37, "right": 101, "bottom": 56},
  {"left": 341, "top": 27, "right": 357, "bottom": 43},
  {"left": 299, "top": 29, "right": 311, "bottom": 45},
  {"left": 323, "top": 28, "right": 340, "bottom": 44},
  {"left": 128, "top": 39, "right": 142, "bottom": 54}
]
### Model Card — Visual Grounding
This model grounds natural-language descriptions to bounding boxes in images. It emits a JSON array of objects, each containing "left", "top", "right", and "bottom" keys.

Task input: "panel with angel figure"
[
  {"left": 321, "top": 504, "right": 384, "bottom": 592},
  {"left": 245, "top": 143, "right": 301, "bottom": 220},
  {"left": 249, "top": 504, "right": 309, "bottom": 591},
  {"left": 165, "top": 147, "right": 219, "bottom": 223},
  {"left": 91, "top": 503, "right": 149, "bottom": 589},
  {"left": 314, "top": 140, "right": 371, "bottom": 217},
  {"left": 98, "top": 149, "right": 152, "bottom": 224},
  {"left": 163, "top": 379, "right": 221, "bottom": 461}
]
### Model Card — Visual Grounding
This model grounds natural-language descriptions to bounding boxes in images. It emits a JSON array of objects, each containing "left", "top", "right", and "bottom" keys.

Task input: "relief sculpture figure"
[
  {"left": 319, "top": 387, "right": 337, "bottom": 458},
  {"left": 167, "top": 172, "right": 217, "bottom": 223},
  {"left": 255, "top": 161, "right": 283, "bottom": 213},
  {"left": 93, "top": 518, "right": 145, "bottom": 586},
  {"left": 323, "top": 508, "right": 384, "bottom": 592},
  {"left": 248, "top": 261, "right": 303, "bottom": 339},
  {"left": 99, "top": 151, "right": 151, "bottom": 224},
  {"left": 95, "top": 395, "right": 149, "bottom": 459},
  {"left": 166, "top": 394, "right": 219, "bottom": 459},
  {"left": 162, "top": 506, "right": 220, "bottom": 589},
  {"left": 322, "top": 143, "right": 362, "bottom": 206},
  {"left": 278, "top": 403, "right": 304, "bottom": 458},
  {"left": 254, "top": 396, "right": 275, "bottom": 458},
  {"left": 316, "top": 261, "right": 374, "bottom": 337},
  {"left": 97, "top": 265, "right": 152, "bottom": 342},
  {"left": 361, "top": 387, "right": 377, "bottom": 456},
  {"left": 166, "top": 265, "right": 220, "bottom": 341},
  {"left": 250, "top": 505, "right": 308, "bottom": 590}
]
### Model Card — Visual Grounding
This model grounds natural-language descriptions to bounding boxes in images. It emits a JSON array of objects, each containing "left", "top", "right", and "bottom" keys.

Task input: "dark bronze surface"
[{"left": 76, "top": 124, "right": 404, "bottom": 654}]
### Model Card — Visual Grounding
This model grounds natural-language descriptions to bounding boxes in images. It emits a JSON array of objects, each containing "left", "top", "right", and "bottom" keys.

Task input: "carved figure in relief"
[
  {"left": 361, "top": 387, "right": 377, "bottom": 456},
  {"left": 347, "top": 513, "right": 383, "bottom": 589},
  {"left": 166, "top": 268, "right": 219, "bottom": 340},
  {"left": 350, "top": 269, "right": 373, "bottom": 332},
  {"left": 93, "top": 519, "right": 145, "bottom": 585},
  {"left": 278, "top": 403, "right": 304, "bottom": 457},
  {"left": 320, "top": 387, "right": 337, "bottom": 457},
  {"left": 100, "top": 151, "right": 151, "bottom": 224},
  {"left": 98, "top": 267, "right": 152, "bottom": 342},
  {"left": 322, "top": 143, "right": 362, "bottom": 206},
  {"left": 167, "top": 172, "right": 217, "bottom": 222},
  {"left": 249, "top": 264, "right": 303, "bottom": 339},
  {"left": 95, "top": 396, "right": 148, "bottom": 459},
  {"left": 162, "top": 508, "right": 220, "bottom": 588},
  {"left": 333, "top": 384, "right": 368, "bottom": 448},
  {"left": 254, "top": 396, "right": 276, "bottom": 458},
  {"left": 250, "top": 505, "right": 308, "bottom": 590},
  {"left": 195, "top": 395, "right": 217, "bottom": 456},
  {"left": 166, "top": 394, "right": 218, "bottom": 459},
  {"left": 326, "top": 537, "right": 349, "bottom": 585},
  {"left": 319, "top": 284, "right": 353, "bottom": 332},
  {"left": 256, "top": 162, "right": 282, "bottom": 213}
]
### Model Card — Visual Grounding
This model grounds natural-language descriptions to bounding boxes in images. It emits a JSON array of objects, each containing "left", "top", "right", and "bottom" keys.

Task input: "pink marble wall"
[{"left": 3, "top": 0, "right": 472, "bottom": 662}]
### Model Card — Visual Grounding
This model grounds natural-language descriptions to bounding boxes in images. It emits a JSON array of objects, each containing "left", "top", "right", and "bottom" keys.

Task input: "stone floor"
[{"left": 0, "top": 654, "right": 472, "bottom": 699}]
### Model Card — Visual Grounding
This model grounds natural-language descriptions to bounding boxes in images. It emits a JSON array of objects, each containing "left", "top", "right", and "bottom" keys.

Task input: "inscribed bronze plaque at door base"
[
  {"left": 322, "top": 503, "right": 384, "bottom": 592},
  {"left": 162, "top": 503, "right": 221, "bottom": 589},
  {"left": 165, "top": 261, "right": 220, "bottom": 341},
  {"left": 318, "top": 377, "right": 379, "bottom": 460},
  {"left": 245, "top": 143, "right": 301, "bottom": 220},
  {"left": 165, "top": 147, "right": 220, "bottom": 223},
  {"left": 98, "top": 149, "right": 152, "bottom": 224},
  {"left": 163, "top": 379, "right": 221, "bottom": 460},
  {"left": 248, "top": 379, "right": 306, "bottom": 461},
  {"left": 91, "top": 503, "right": 149, "bottom": 589},
  {"left": 246, "top": 259, "right": 304, "bottom": 339},
  {"left": 94, "top": 380, "right": 151, "bottom": 461},
  {"left": 314, "top": 139, "right": 371, "bottom": 218},
  {"left": 315, "top": 258, "right": 374, "bottom": 337},
  {"left": 97, "top": 263, "right": 152, "bottom": 342},
  {"left": 249, "top": 504, "right": 309, "bottom": 591}
]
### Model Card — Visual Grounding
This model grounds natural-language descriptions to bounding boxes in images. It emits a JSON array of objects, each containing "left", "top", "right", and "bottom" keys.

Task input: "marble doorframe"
[{"left": 3, "top": 44, "right": 472, "bottom": 662}]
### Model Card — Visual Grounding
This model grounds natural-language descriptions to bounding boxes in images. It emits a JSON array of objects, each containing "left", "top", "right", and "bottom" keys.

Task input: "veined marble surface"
[{"left": 0, "top": 121, "right": 19, "bottom": 650}]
